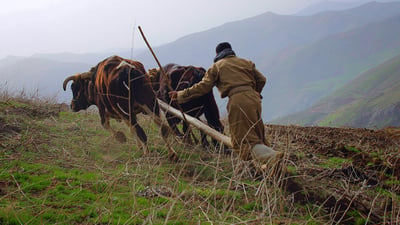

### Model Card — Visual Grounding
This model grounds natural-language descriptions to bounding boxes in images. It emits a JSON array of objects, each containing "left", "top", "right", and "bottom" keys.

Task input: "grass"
[
  {"left": 1, "top": 90, "right": 399, "bottom": 224},
  {"left": 0, "top": 100, "right": 274, "bottom": 224},
  {"left": 319, "top": 157, "right": 353, "bottom": 169}
]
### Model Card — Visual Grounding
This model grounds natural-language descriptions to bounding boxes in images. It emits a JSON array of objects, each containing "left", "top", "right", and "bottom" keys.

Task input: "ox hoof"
[{"left": 114, "top": 131, "right": 127, "bottom": 143}]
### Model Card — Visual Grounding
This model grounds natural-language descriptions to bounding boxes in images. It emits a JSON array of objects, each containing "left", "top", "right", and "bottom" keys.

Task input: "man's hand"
[{"left": 168, "top": 91, "right": 178, "bottom": 101}]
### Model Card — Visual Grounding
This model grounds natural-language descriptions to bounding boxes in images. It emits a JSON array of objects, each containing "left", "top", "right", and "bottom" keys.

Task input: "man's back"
[{"left": 211, "top": 55, "right": 266, "bottom": 98}]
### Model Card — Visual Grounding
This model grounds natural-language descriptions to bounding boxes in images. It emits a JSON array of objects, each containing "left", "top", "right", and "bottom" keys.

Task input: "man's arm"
[
  {"left": 174, "top": 67, "right": 216, "bottom": 104},
  {"left": 252, "top": 64, "right": 266, "bottom": 93}
]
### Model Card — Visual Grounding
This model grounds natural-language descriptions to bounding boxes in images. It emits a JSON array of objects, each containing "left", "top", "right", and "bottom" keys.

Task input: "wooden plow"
[{"left": 157, "top": 99, "right": 232, "bottom": 148}]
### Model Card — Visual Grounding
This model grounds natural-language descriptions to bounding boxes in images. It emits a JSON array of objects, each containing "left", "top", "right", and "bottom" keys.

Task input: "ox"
[
  {"left": 63, "top": 55, "right": 178, "bottom": 161},
  {"left": 148, "top": 63, "right": 225, "bottom": 150}
]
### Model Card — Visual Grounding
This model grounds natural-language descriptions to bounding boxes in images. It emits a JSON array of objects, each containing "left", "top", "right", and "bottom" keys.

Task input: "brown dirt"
[
  {"left": 265, "top": 125, "right": 400, "bottom": 224},
  {"left": 266, "top": 125, "right": 400, "bottom": 178}
]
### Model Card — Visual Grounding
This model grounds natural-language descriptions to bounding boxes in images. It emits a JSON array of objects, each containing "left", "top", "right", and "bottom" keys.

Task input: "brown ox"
[
  {"left": 63, "top": 55, "right": 178, "bottom": 161},
  {"left": 149, "top": 63, "right": 226, "bottom": 151}
]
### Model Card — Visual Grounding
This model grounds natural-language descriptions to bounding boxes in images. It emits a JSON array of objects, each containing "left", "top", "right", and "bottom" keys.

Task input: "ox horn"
[
  {"left": 63, "top": 75, "right": 78, "bottom": 91},
  {"left": 79, "top": 71, "right": 92, "bottom": 80},
  {"left": 62, "top": 72, "right": 92, "bottom": 91}
]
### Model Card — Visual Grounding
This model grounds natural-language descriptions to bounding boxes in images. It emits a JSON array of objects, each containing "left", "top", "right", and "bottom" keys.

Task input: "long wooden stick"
[
  {"left": 138, "top": 26, "right": 194, "bottom": 135},
  {"left": 138, "top": 27, "right": 186, "bottom": 110},
  {"left": 158, "top": 99, "right": 232, "bottom": 148},
  {"left": 138, "top": 26, "right": 166, "bottom": 80}
]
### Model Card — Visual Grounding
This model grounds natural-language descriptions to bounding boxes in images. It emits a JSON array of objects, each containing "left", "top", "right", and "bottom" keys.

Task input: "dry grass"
[{"left": 0, "top": 88, "right": 399, "bottom": 224}]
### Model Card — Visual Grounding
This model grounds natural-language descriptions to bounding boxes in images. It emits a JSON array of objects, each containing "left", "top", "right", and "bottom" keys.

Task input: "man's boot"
[
  {"left": 251, "top": 144, "right": 283, "bottom": 171},
  {"left": 251, "top": 144, "right": 279, "bottom": 162}
]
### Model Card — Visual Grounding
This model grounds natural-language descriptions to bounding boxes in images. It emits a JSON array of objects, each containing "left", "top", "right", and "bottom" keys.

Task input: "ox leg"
[
  {"left": 131, "top": 124, "right": 149, "bottom": 155},
  {"left": 158, "top": 119, "right": 179, "bottom": 162},
  {"left": 166, "top": 112, "right": 185, "bottom": 137},
  {"left": 182, "top": 122, "right": 197, "bottom": 145},
  {"left": 184, "top": 120, "right": 209, "bottom": 148},
  {"left": 203, "top": 103, "right": 229, "bottom": 153},
  {"left": 166, "top": 113, "right": 197, "bottom": 146},
  {"left": 137, "top": 104, "right": 179, "bottom": 161},
  {"left": 149, "top": 109, "right": 179, "bottom": 162},
  {"left": 123, "top": 113, "right": 149, "bottom": 155},
  {"left": 101, "top": 112, "right": 127, "bottom": 143},
  {"left": 199, "top": 130, "right": 210, "bottom": 148}
]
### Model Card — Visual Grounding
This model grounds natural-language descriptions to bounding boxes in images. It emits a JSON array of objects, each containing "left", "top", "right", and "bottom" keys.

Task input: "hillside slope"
[
  {"left": 0, "top": 97, "right": 399, "bottom": 224},
  {"left": 273, "top": 53, "right": 400, "bottom": 128}
]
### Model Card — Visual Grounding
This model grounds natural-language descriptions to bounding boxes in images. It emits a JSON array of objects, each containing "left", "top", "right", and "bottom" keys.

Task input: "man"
[{"left": 169, "top": 42, "right": 281, "bottom": 167}]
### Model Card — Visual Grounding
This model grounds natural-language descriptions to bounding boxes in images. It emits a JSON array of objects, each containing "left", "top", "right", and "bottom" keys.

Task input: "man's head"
[{"left": 215, "top": 42, "right": 232, "bottom": 54}]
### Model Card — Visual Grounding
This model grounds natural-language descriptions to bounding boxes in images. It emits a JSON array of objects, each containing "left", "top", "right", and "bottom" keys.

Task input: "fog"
[{"left": 0, "top": 0, "right": 390, "bottom": 59}]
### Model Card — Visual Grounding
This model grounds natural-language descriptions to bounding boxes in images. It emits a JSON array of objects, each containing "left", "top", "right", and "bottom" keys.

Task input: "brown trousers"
[{"left": 227, "top": 90, "right": 266, "bottom": 160}]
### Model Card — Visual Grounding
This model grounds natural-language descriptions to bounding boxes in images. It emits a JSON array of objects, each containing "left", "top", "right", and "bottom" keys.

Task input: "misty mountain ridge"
[
  {"left": 1, "top": 1, "right": 400, "bottom": 128},
  {"left": 272, "top": 53, "right": 400, "bottom": 128},
  {"left": 0, "top": 56, "right": 91, "bottom": 101},
  {"left": 139, "top": 1, "right": 400, "bottom": 69},
  {"left": 262, "top": 14, "right": 400, "bottom": 120},
  {"left": 28, "top": 48, "right": 147, "bottom": 65},
  {"left": 296, "top": 0, "right": 380, "bottom": 15}
]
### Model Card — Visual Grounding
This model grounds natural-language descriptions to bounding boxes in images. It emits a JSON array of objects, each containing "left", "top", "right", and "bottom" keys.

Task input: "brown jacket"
[{"left": 177, "top": 55, "right": 266, "bottom": 103}]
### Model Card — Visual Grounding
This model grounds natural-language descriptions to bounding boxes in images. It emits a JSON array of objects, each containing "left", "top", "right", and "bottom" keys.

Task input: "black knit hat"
[{"left": 215, "top": 42, "right": 232, "bottom": 54}]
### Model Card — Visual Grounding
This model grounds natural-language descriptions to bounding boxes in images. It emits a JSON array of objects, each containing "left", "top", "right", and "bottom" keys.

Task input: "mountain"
[
  {"left": 296, "top": 0, "right": 375, "bottom": 15},
  {"left": 2, "top": 1, "right": 400, "bottom": 128},
  {"left": 136, "top": 1, "right": 400, "bottom": 69},
  {"left": 29, "top": 49, "right": 146, "bottom": 65},
  {"left": 0, "top": 57, "right": 91, "bottom": 101},
  {"left": 262, "top": 14, "right": 400, "bottom": 120},
  {"left": 30, "top": 52, "right": 115, "bottom": 65},
  {"left": 0, "top": 50, "right": 140, "bottom": 102},
  {"left": 0, "top": 55, "right": 25, "bottom": 67},
  {"left": 133, "top": 2, "right": 400, "bottom": 121},
  {"left": 272, "top": 54, "right": 400, "bottom": 128},
  {"left": 63, "top": 5, "right": 400, "bottom": 122}
]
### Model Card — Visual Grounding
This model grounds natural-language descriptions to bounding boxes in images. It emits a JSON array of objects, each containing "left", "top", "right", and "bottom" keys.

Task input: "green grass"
[
  {"left": 0, "top": 103, "right": 272, "bottom": 224},
  {"left": 344, "top": 145, "right": 361, "bottom": 153},
  {"left": 319, "top": 157, "right": 353, "bottom": 169},
  {"left": 1, "top": 97, "right": 399, "bottom": 224}
]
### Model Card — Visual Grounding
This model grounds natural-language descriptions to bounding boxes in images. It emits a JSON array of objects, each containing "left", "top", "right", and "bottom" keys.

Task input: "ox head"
[{"left": 62, "top": 71, "right": 93, "bottom": 112}]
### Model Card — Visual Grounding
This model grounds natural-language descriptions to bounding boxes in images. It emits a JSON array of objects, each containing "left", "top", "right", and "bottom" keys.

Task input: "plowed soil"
[{"left": 265, "top": 124, "right": 400, "bottom": 224}]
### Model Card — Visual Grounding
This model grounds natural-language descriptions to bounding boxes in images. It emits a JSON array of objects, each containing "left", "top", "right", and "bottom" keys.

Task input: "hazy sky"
[{"left": 0, "top": 0, "right": 394, "bottom": 59}]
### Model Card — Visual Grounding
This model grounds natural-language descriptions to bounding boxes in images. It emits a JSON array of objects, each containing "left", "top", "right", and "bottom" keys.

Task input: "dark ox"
[
  {"left": 148, "top": 63, "right": 225, "bottom": 150},
  {"left": 63, "top": 55, "right": 178, "bottom": 161}
]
